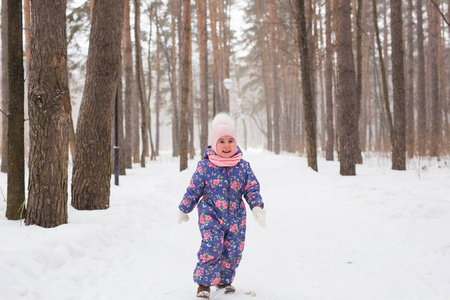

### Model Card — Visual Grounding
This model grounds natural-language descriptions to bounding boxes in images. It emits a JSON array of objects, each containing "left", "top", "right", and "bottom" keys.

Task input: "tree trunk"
[
  {"left": 23, "top": 0, "right": 31, "bottom": 71},
  {"left": 26, "top": 0, "right": 72, "bottom": 227},
  {"left": 170, "top": 0, "right": 180, "bottom": 156},
  {"left": 256, "top": 1, "right": 273, "bottom": 151},
  {"left": 278, "top": 26, "right": 291, "bottom": 152},
  {"left": 146, "top": 8, "right": 156, "bottom": 161},
  {"left": 197, "top": 0, "right": 208, "bottom": 152},
  {"left": 405, "top": 0, "right": 415, "bottom": 158},
  {"left": 447, "top": 4, "right": 450, "bottom": 152},
  {"left": 219, "top": 0, "right": 231, "bottom": 114},
  {"left": 209, "top": 0, "right": 222, "bottom": 115},
  {"left": 134, "top": 0, "right": 147, "bottom": 167},
  {"left": 116, "top": 62, "right": 126, "bottom": 175},
  {"left": 416, "top": 0, "right": 427, "bottom": 156},
  {"left": 325, "top": 0, "right": 334, "bottom": 161},
  {"left": 155, "top": 5, "right": 161, "bottom": 156},
  {"left": 268, "top": 0, "right": 281, "bottom": 154},
  {"left": 390, "top": 0, "right": 406, "bottom": 170},
  {"left": 5, "top": 0, "right": 25, "bottom": 220},
  {"left": 429, "top": 0, "right": 441, "bottom": 157},
  {"left": 360, "top": 9, "right": 370, "bottom": 152},
  {"left": 188, "top": 32, "right": 195, "bottom": 159},
  {"left": 123, "top": 0, "right": 133, "bottom": 168},
  {"left": 307, "top": 0, "right": 318, "bottom": 153},
  {"left": 68, "top": 115, "right": 76, "bottom": 161},
  {"left": 118, "top": 73, "right": 126, "bottom": 174},
  {"left": 295, "top": 0, "right": 317, "bottom": 171},
  {"left": 1, "top": 0, "right": 8, "bottom": 173},
  {"left": 132, "top": 80, "right": 140, "bottom": 163},
  {"left": 71, "top": 0, "right": 124, "bottom": 210},
  {"left": 225, "top": 2, "right": 232, "bottom": 113},
  {"left": 334, "top": 0, "right": 357, "bottom": 175},
  {"left": 179, "top": 0, "right": 191, "bottom": 171},
  {"left": 354, "top": 0, "right": 363, "bottom": 164},
  {"left": 363, "top": 31, "right": 372, "bottom": 151},
  {"left": 317, "top": 6, "right": 326, "bottom": 154}
]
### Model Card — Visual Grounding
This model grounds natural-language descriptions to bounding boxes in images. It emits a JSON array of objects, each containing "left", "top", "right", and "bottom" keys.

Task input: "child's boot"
[
  {"left": 197, "top": 285, "right": 211, "bottom": 299},
  {"left": 216, "top": 284, "right": 236, "bottom": 294}
]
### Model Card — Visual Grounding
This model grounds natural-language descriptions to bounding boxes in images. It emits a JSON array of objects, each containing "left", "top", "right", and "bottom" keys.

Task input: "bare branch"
[{"left": 430, "top": 0, "right": 450, "bottom": 27}]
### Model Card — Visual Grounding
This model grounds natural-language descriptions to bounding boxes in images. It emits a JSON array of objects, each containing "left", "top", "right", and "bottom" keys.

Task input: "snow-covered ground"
[{"left": 0, "top": 150, "right": 449, "bottom": 300}]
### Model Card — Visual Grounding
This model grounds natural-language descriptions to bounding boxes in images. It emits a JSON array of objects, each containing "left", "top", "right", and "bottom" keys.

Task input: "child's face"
[{"left": 216, "top": 136, "right": 237, "bottom": 158}]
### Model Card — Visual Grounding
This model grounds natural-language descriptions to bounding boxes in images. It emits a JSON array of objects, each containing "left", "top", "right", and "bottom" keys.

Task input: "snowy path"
[{"left": 1, "top": 150, "right": 449, "bottom": 299}]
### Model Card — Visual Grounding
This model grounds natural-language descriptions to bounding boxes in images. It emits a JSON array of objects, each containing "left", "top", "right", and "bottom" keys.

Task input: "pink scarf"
[{"left": 207, "top": 151, "right": 242, "bottom": 167}]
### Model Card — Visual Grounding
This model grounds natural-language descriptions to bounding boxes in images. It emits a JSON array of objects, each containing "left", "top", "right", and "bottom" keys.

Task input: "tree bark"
[
  {"left": 155, "top": 5, "right": 161, "bottom": 156},
  {"left": 197, "top": 0, "right": 208, "bottom": 152},
  {"left": 268, "top": 0, "right": 281, "bottom": 154},
  {"left": 146, "top": 8, "right": 156, "bottom": 161},
  {"left": 334, "top": 0, "right": 357, "bottom": 175},
  {"left": 416, "top": 0, "right": 427, "bottom": 156},
  {"left": 209, "top": 0, "right": 222, "bottom": 115},
  {"left": 123, "top": 0, "right": 133, "bottom": 168},
  {"left": 325, "top": 0, "right": 334, "bottom": 161},
  {"left": 354, "top": 0, "right": 363, "bottom": 164},
  {"left": 23, "top": 0, "right": 31, "bottom": 71},
  {"left": 317, "top": 5, "right": 326, "bottom": 154},
  {"left": 295, "top": 0, "right": 317, "bottom": 171},
  {"left": 188, "top": 31, "right": 195, "bottom": 159},
  {"left": 26, "top": 0, "right": 72, "bottom": 227},
  {"left": 405, "top": 0, "right": 415, "bottom": 158},
  {"left": 115, "top": 61, "right": 126, "bottom": 175},
  {"left": 390, "top": 0, "right": 406, "bottom": 170},
  {"left": 5, "top": 0, "right": 25, "bottom": 220},
  {"left": 219, "top": 0, "right": 231, "bottom": 114},
  {"left": 429, "top": 0, "right": 441, "bottom": 157},
  {"left": 68, "top": 115, "right": 76, "bottom": 162},
  {"left": 179, "top": 0, "right": 191, "bottom": 171},
  {"left": 170, "top": 0, "right": 180, "bottom": 156},
  {"left": 134, "top": 0, "right": 147, "bottom": 167},
  {"left": 1, "top": 0, "right": 8, "bottom": 173},
  {"left": 131, "top": 79, "right": 140, "bottom": 163},
  {"left": 72, "top": 0, "right": 124, "bottom": 210}
]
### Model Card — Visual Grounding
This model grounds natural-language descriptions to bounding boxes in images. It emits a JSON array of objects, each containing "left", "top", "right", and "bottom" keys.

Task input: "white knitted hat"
[{"left": 209, "top": 113, "right": 236, "bottom": 153}]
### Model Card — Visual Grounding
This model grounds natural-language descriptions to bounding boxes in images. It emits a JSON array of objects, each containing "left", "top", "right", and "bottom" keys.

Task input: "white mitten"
[
  {"left": 177, "top": 210, "right": 189, "bottom": 224},
  {"left": 252, "top": 206, "right": 266, "bottom": 228}
]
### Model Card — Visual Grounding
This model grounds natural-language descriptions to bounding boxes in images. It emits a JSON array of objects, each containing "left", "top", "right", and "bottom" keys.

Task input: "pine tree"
[{"left": 72, "top": 0, "right": 124, "bottom": 210}]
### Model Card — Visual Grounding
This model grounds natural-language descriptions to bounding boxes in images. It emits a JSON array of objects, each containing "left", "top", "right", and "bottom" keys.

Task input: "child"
[{"left": 177, "top": 113, "right": 266, "bottom": 299}]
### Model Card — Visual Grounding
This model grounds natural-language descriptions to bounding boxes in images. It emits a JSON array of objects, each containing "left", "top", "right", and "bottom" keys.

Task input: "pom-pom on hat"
[{"left": 210, "top": 112, "right": 236, "bottom": 153}]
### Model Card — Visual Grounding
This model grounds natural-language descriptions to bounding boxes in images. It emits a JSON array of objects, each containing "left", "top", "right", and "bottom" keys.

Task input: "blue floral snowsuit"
[{"left": 179, "top": 146, "right": 264, "bottom": 287}]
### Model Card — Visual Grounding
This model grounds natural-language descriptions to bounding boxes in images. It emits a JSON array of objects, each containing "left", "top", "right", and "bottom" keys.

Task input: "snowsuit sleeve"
[
  {"left": 179, "top": 161, "right": 206, "bottom": 214},
  {"left": 243, "top": 162, "right": 264, "bottom": 210}
]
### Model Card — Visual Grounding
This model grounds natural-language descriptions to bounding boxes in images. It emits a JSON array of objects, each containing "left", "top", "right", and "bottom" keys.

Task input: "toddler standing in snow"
[{"left": 177, "top": 113, "right": 266, "bottom": 299}]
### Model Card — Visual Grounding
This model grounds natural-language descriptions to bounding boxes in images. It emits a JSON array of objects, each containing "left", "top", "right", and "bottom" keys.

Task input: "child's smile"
[{"left": 216, "top": 136, "right": 237, "bottom": 158}]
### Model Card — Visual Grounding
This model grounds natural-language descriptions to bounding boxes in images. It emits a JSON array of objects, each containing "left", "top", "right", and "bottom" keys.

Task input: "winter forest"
[
  {"left": 0, "top": 1, "right": 449, "bottom": 228},
  {"left": 1, "top": 1, "right": 450, "bottom": 299},
  {"left": 1, "top": 0, "right": 450, "bottom": 225}
]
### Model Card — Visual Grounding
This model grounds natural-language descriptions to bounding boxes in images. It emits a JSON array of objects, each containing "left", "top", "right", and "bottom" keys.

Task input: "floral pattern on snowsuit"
[{"left": 179, "top": 146, "right": 264, "bottom": 286}]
